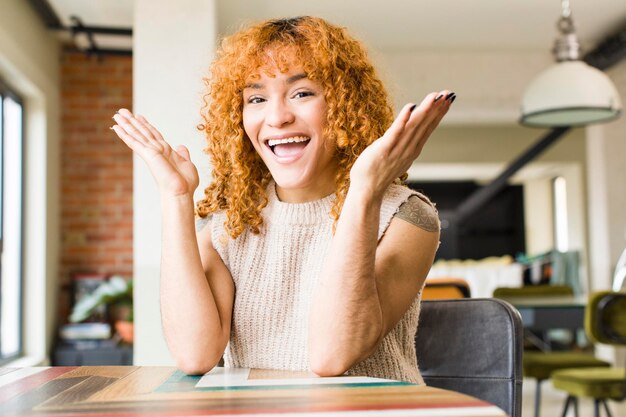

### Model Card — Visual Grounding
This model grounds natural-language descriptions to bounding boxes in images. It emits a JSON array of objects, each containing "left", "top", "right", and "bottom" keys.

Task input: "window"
[
  {"left": 553, "top": 176, "right": 569, "bottom": 252},
  {"left": 0, "top": 79, "right": 24, "bottom": 363}
]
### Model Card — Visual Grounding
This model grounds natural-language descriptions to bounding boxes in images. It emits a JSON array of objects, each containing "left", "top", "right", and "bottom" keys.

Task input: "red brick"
[{"left": 59, "top": 48, "right": 133, "bottom": 323}]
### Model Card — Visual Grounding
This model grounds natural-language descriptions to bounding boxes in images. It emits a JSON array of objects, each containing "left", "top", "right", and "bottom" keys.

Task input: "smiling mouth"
[{"left": 266, "top": 136, "right": 311, "bottom": 158}]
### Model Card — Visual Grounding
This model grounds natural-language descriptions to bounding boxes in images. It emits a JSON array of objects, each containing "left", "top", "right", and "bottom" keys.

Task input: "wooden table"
[
  {"left": 0, "top": 366, "right": 507, "bottom": 416},
  {"left": 500, "top": 295, "right": 586, "bottom": 332},
  {"left": 499, "top": 295, "right": 587, "bottom": 351}
]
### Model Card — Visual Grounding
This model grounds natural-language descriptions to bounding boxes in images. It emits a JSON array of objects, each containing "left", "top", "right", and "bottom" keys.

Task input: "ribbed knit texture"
[{"left": 210, "top": 182, "right": 426, "bottom": 383}]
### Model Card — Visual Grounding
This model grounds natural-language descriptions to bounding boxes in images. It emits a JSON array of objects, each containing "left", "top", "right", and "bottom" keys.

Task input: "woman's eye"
[
  {"left": 247, "top": 96, "right": 265, "bottom": 104},
  {"left": 293, "top": 91, "right": 314, "bottom": 99}
]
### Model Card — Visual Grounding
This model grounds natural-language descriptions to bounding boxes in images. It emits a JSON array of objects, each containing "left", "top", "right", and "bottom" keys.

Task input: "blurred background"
[{"left": 1, "top": 1, "right": 625, "bottom": 415}]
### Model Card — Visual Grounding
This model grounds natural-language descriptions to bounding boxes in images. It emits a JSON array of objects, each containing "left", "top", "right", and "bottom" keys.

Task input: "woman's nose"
[{"left": 266, "top": 99, "right": 295, "bottom": 127}]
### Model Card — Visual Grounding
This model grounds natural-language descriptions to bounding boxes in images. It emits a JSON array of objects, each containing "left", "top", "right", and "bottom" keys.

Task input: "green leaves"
[{"left": 70, "top": 275, "right": 133, "bottom": 323}]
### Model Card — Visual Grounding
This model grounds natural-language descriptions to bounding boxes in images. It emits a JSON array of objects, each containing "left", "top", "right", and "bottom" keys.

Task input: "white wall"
[
  {"left": 587, "top": 60, "right": 626, "bottom": 292},
  {"left": 523, "top": 179, "right": 554, "bottom": 255},
  {"left": 0, "top": 0, "right": 60, "bottom": 365},
  {"left": 133, "top": 0, "right": 218, "bottom": 365}
]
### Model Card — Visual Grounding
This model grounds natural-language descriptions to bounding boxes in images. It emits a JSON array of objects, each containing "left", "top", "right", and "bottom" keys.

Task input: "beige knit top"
[{"left": 209, "top": 182, "right": 426, "bottom": 383}]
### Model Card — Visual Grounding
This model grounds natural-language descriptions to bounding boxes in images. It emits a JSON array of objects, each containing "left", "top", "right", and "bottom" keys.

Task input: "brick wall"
[{"left": 59, "top": 49, "right": 133, "bottom": 321}]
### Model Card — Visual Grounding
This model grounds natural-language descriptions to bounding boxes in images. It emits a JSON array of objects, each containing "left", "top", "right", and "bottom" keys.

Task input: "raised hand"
[
  {"left": 349, "top": 91, "right": 454, "bottom": 200},
  {"left": 111, "top": 109, "right": 199, "bottom": 197}
]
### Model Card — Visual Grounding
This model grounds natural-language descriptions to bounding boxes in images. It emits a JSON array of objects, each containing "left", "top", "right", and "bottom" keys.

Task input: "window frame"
[{"left": 0, "top": 77, "right": 25, "bottom": 364}]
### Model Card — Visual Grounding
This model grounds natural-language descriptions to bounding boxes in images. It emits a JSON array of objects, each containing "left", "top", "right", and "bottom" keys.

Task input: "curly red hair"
[{"left": 196, "top": 16, "right": 396, "bottom": 238}]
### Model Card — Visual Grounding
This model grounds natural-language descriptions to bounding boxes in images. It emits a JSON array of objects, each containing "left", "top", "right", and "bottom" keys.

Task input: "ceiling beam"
[
  {"left": 584, "top": 25, "right": 626, "bottom": 70},
  {"left": 28, "top": 0, "right": 62, "bottom": 28},
  {"left": 454, "top": 127, "right": 570, "bottom": 225},
  {"left": 27, "top": 1, "right": 132, "bottom": 57},
  {"left": 67, "top": 16, "right": 131, "bottom": 37},
  {"left": 68, "top": 25, "right": 133, "bottom": 36}
]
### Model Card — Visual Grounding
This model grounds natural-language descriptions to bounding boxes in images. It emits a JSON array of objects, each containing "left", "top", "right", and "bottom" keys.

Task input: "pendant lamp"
[{"left": 520, "top": 0, "right": 622, "bottom": 127}]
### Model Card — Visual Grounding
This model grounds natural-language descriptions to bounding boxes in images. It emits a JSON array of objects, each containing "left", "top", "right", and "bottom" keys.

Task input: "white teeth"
[{"left": 267, "top": 136, "right": 310, "bottom": 147}]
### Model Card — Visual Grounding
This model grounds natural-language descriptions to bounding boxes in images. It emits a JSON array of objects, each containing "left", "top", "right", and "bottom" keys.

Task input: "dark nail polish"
[
  {"left": 445, "top": 92, "right": 455, "bottom": 100},
  {"left": 409, "top": 104, "right": 417, "bottom": 112},
  {"left": 449, "top": 95, "right": 457, "bottom": 103},
  {"left": 434, "top": 94, "right": 443, "bottom": 102}
]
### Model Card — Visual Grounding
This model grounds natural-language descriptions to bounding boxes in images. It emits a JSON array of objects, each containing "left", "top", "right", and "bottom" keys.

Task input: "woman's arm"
[
  {"left": 112, "top": 109, "right": 234, "bottom": 374},
  {"left": 160, "top": 198, "right": 234, "bottom": 374},
  {"left": 308, "top": 92, "right": 452, "bottom": 375}
]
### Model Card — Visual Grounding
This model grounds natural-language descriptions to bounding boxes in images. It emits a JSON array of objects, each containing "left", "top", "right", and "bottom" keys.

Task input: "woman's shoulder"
[{"left": 391, "top": 187, "right": 440, "bottom": 233}]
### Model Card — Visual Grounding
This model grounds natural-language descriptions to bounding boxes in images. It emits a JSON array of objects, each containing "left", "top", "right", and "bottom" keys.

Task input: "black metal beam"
[
  {"left": 27, "top": 1, "right": 132, "bottom": 57},
  {"left": 70, "top": 16, "right": 98, "bottom": 53},
  {"left": 584, "top": 25, "right": 626, "bottom": 70},
  {"left": 28, "top": 0, "right": 62, "bottom": 29},
  {"left": 68, "top": 16, "right": 132, "bottom": 58},
  {"left": 83, "top": 48, "right": 133, "bottom": 57},
  {"left": 455, "top": 127, "right": 570, "bottom": 224},
  {"left": 66, "top": 21, "right": 132, "bottom": 37}
]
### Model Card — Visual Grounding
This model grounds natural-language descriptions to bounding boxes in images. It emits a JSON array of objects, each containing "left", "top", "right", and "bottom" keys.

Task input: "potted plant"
[{"left": 69, "top": 275, "right": 134, "bottom": 343}]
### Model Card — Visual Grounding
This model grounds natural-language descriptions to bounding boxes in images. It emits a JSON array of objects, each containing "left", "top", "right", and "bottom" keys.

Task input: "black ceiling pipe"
[
  {"left": 28, "top": 1, "right": 133, "bottom": 57},
  {"left": 455, "top": 127, "right": 570, "bottom": 225},
  {"left": 66, "top": 26, "right": 133, "bottom": 37},
  {"left": 584, "top": 25, "right": 626, "bottom": 70},
  {"left": 27, "top": 0, "right": 62, "bottom": 28}
]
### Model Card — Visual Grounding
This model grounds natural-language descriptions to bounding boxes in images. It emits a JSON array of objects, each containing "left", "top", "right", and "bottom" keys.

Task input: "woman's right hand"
[{"left": 112, "top": 109, "right": 199, "bottom": 197}]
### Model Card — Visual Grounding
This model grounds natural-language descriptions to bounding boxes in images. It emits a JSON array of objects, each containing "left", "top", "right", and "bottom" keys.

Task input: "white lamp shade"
[{"left": 520, "top": 61, "right": 622, "bottom": 127}]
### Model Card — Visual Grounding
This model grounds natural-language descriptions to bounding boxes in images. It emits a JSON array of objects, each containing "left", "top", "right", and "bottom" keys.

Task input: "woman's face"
[{"left": 242, "top": 61, "right": 338, "bottom": 203}]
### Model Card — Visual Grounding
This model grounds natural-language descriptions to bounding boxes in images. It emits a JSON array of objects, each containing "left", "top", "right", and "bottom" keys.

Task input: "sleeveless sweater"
[{"left": 209, "top": 182, "right": 426, "bottom": 384}]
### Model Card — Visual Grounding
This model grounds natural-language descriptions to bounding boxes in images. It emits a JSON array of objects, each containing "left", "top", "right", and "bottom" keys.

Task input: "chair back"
[
  {"left": 422, "top": 278, "right": 471, "bottom": 300},
  {"left": 586, "top": 291, "right": 626, "bottom": 346},
  {"left": 493, "top": 284, "right": 573, "bottom": 298},
  {"left": 416, "top": 298, "right": 523, "bottom": 417}
]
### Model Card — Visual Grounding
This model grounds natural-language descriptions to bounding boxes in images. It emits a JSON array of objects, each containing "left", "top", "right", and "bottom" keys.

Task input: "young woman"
[{"left": 111, "top": 16, "right": 454, "bottom": 384}]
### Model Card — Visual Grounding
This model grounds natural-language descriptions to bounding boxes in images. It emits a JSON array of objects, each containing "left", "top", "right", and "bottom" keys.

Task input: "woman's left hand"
[{"left": 349, "top": 91, "right": 454, "bottom": 200}]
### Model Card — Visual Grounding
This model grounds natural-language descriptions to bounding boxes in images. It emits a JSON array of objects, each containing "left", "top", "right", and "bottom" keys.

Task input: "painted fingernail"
[
  {"left": 449, "top": 95, "right": 457, "bottom": 103},
  {"left": 409, "top": 104, "right": 417, "bottom": 112},
  {"left": 445, "top": 92, "right": 455, "bottom": 101},
  {"left": 434, "top": 94, "right": 443, "bottom": 102}
]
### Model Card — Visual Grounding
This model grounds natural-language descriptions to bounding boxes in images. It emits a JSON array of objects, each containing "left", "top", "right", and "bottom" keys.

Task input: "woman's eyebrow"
[
  {"left": 286, "top": 73, "right": 307, "bottom": 84},
  {"left": 244, "top": 82, "right": 263, "bottom": 90},
  {"left": 244, "top": 73, "right": 308, "bottom": 90}
]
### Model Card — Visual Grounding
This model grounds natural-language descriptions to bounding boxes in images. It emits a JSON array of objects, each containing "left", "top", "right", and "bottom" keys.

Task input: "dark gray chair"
[{"left": 415, "top": 298, "right": 523, "bottom": 417}]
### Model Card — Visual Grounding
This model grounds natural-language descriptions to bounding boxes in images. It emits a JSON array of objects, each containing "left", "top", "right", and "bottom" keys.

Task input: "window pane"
[
  {"left": 553, "top": 176, "right": 569, "bottom": 253},
  {"left": 0, "top": 95, "right": 3, "bottom": 237},
  {"left": 1, "top": 95, "right": 23, "bottom": 357}
]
